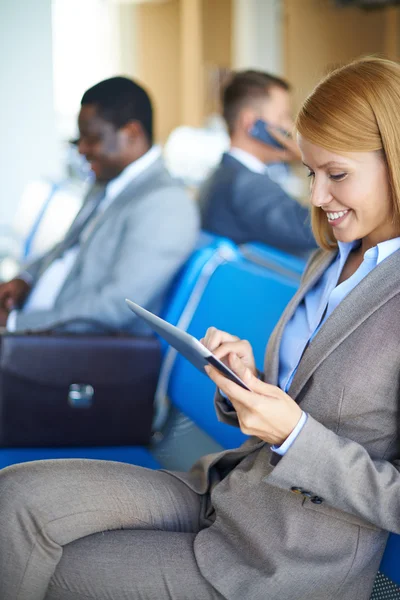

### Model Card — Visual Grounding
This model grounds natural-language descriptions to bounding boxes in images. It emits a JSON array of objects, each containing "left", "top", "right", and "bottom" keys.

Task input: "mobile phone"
[{"left": 249, "top": 119, "right": 287, "bottom": 149}]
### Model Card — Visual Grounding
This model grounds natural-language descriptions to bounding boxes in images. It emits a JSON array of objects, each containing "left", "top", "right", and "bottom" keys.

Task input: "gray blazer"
[
  {"left": 172, "top": 247, "right": 400, "bottom": 599},
  {"left": 15, "top": 157, "right": 199, "bottom": 333},
  {"left": 199, "top": 153, "right": 317, "bottom": 255}
]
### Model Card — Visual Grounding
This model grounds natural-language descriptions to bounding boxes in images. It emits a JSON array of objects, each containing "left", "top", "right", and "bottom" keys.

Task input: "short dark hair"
[
  {"left": 222, "top": 70, "right": 290, "bottom": 135},
  {"left": 81, "top": 76, "right": 153, "bottom": 143}
]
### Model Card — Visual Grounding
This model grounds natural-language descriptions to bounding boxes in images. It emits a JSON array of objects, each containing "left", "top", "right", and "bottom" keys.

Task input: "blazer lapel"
[
  {"left": 264, "top": 250, "right": 334, "bottom": 385},
  {"left": 81, "top": 157, "right": 166, "bottom": 244},
  {"left": 35, "top": 184, "right": 106, "bottom": 279},
  {"left": 60, "top": 158, "right": 166, "bottom": 287},
  {"left": 288, "top": 247, "right": 400, "bottom": 401}
]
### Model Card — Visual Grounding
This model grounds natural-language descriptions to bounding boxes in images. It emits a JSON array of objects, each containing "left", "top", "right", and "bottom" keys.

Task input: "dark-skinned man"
[{"left": 0, "top": 77, "right": 199, "bottom": 332}]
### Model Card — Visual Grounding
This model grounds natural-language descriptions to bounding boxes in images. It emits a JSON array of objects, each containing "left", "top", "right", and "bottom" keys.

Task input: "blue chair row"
[
  {"left": 0, "top": 234, "right": 303, "bottom": 465},
  {"left": 0, "top": 233, "right": 398, "bottom": 597},
  {"left": 0, "top": 235, "right": 242, "bottom": 470}
]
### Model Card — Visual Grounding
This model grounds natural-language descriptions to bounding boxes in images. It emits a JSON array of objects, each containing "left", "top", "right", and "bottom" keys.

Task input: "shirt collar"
[
  {"left": 336, "top": 240, "right": 359, "bottom": 273},
  {"left": 374, "top": 236, "right": 400, "bottom": 264},
  {"left": 337, "top": 236, "right": 400, "bottom": 268},
  {"left": 105, "top": 145, "right": 162, "bottom": 203},
  {"left": 228, "top": 147, "right": 266, "bottom": 174}
]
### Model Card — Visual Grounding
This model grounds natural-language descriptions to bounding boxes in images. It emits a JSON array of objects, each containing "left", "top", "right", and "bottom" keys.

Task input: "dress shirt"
[
  {"left": 273, "top": 236, "right": 400, "bottom": 454},
  {"left": 228, "top": 147, "right": 301, "bottom": 196},
  {"left": 7, "top": 146, "right": 162, "bottom": 330},
  {"left": 228, "top": 147, "right": 267, "bottom": 174}
]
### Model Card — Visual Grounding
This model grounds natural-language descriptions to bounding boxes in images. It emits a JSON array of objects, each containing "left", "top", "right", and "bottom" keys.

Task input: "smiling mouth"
[{"left": 326, "top": 210, "right": 349, "bottom": 224}]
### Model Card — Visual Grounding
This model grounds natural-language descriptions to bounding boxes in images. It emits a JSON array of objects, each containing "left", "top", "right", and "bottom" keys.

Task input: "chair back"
[
  {"left": 239, "top": 241, "right": 306, "bottom": 277},
  {"left": 152, "top": 235, "right": 240, "bottom": 431},
  {"left": 165, "top": 243, "right": 302, "bottom": 448}
]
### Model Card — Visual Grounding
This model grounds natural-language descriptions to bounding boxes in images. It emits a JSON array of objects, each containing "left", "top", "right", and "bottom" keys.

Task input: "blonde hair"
[{"left": 296, "top": 57, "right": 400, "bottom": 250}]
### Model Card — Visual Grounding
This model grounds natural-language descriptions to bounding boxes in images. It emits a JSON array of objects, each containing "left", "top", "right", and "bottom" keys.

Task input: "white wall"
[
  {"left": 233, "top": 0, "right": 283, "bottom": 75},
  {"left": 0, "top": 0, "right": 62, "bottom": 226},
  {"left": 52, "top": 0, "right": 123, "bottom": 141}
]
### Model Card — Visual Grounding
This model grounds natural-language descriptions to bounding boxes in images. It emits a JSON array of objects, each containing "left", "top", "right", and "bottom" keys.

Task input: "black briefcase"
[{"left": 0, "top": 325, "right": 161, "bottom": 448}]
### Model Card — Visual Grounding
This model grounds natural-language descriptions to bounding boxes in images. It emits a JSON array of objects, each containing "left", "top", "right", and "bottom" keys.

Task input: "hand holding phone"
[
  {"left": 248, "top": 119, "right": 288, "bottom": 149},
  {"left": 249, "top": 119, "right": 301, "bottom": 162}
]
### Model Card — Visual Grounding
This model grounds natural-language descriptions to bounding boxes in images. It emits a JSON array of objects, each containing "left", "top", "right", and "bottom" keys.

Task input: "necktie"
[
  {"left": 36, "top": 186, "right": 106, "bottom": 278},
  {"left": 59, "top": 187, "right": 106, "bottom": 251}
]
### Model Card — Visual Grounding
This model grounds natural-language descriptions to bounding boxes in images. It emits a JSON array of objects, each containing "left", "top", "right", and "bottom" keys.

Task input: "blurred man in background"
[
  {"left": 200, "top": 70, "right": 316, "bottom": 255},
  {"left": 0, "top": 77, "right": 199, "bottom": 332}
]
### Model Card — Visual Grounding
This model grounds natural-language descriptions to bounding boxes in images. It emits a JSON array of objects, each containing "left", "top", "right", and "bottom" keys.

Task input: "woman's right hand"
[{"left": 200, "top": 327, "right": 257, "bottom": 377}]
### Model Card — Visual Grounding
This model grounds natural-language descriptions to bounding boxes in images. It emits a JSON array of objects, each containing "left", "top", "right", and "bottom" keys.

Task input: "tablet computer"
[{"left": 125, "top": 299, "right": 251, "bottom": 391}]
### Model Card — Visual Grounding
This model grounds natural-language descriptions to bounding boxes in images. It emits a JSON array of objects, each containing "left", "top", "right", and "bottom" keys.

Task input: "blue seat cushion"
[
  {"left": 370, "top": 572, "right": 400, "bottom": 599},
  {"left": 379, "top": 533, "right": 400, "bottom": 587},
  {"left": 0, "top": 447, "right": 161, "bottom": 470}
]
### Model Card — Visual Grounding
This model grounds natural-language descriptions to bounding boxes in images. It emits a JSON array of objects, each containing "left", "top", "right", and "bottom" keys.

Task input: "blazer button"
[
  {"left": 290, "top": 486, "right": 303, "bottom": 494},
  {"left": 302, "top": 490, "right": 313, "bottom": 498},
  {"left": 311, "top": 496, "right": 324, "bottom": 504}
]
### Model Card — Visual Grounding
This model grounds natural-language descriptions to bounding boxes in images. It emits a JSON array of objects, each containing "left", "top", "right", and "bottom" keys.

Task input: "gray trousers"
[{"left": 0, "top": 459, "right": 223, "bottom": 600}]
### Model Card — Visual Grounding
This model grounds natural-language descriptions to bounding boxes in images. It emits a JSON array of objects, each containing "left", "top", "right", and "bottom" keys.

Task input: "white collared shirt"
[
  {"left": 8, "top": 146, "right": 162, "bottom": 329},
  {"left": 228, "top": 147, "right": 267, "bottom": 174},
  {"left": 279, "top": 235, "right": 400, "bottom": 394},
  {"left": 104, "top": 145, "right": 161, "bottom": 209},
  {"left": 228, "top": 146, "right": 304, "bottom": 198}
]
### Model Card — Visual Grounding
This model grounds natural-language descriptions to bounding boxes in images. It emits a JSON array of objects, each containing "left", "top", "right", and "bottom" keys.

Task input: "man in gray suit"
[
  {"left": 0, "top": 77, "right": 199, "bottom": 332},
  {"left": 200, "top": 70, "right": 316, "bottom": 255}
]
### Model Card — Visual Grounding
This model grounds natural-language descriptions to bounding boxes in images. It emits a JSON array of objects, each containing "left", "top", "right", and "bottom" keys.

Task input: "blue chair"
[
  {"left": 167, "top": 251, "right": 301, "bottom": 450},
  {"left": 239, "top": 241, "right": 307, "bottom": 278},
  {"left": 159, "top": 234, "right": 238, "bottom": 348},
  {"left": 152, "top": 240, "right": 302, "bottom": 466},
  {"left": 370, "top": 533, "right": 400, "bottom": 598}
]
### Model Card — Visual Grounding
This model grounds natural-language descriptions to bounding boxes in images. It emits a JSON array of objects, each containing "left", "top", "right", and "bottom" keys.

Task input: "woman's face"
[{"left": 298, "top": 135, "right": 398, "bottom": 249}]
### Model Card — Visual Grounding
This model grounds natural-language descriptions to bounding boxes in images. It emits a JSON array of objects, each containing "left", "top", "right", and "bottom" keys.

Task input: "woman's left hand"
[{"left": 205, "top": 353, "right": 302, "bottom": 446}]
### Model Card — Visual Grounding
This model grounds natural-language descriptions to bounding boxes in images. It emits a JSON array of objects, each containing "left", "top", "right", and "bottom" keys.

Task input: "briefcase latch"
[{"left": 68, "top": 384, "right": 94, "bottom": 408}]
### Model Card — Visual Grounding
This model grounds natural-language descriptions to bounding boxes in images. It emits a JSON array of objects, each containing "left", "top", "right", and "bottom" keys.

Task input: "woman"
[{"left": 1, "top": 57, "right": 400, "bottom": 600}]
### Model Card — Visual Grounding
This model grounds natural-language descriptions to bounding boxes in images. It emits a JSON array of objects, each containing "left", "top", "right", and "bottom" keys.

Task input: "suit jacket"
[
  {"left": 15, "top": 157, "right": 199, "bottom": 333},
  {"left": 199, "top": 153, "right": 316, "bottom": 255},
  {"left": 170, "top": 247, "right": 400, "bottom": 599}
]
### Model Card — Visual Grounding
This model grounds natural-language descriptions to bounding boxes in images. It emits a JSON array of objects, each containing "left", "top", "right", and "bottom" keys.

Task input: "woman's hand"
[
  {"left": 201, "top": 327, "right": 257, "bottom": 377},
  {"left": 205, "top": 352, "right": 302, "bottom": 446}
]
